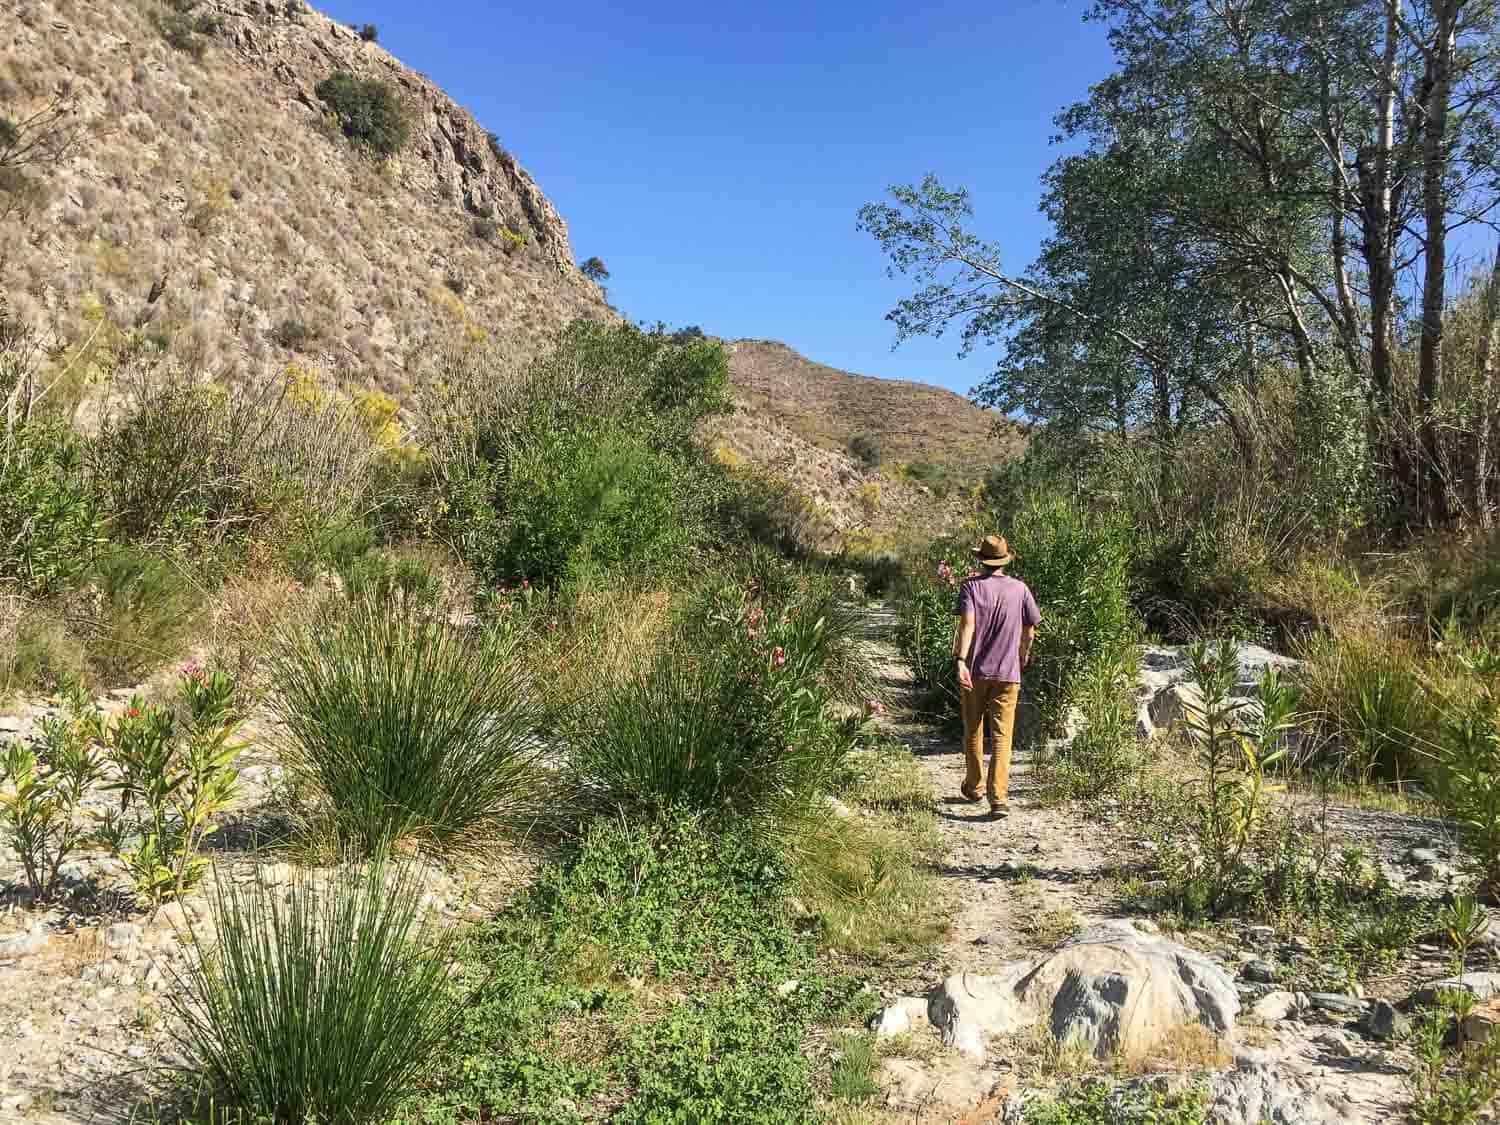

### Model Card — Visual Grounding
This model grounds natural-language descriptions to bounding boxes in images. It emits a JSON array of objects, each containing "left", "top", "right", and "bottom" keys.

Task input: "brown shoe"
[{"left": 959, "top": 785, "right": 982, "bottom": 804}]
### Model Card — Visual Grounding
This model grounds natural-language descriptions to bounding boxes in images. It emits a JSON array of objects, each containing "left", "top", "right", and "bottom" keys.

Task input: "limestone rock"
[
  {"left": 1209, "top": 1052, "right": 1346, "bottom": 1125},
  {"left": 872, "top": 995, "right": 931, "bottom": 1039},
  {"left": 1414, "top": 972, "right": 1500, "bottom": 1007},
  {"left": 1249, "top": 991, "right": 1298, "bottom": 1025},
  {"left": 879, "top": 1057, "right": 1005, "bottom": 1114},
  {"left": 928, "top": 920, "right": 1237, "bottom": 1060},
  {"left": 0, "top": 924, "right": 49, "bottom": 957},
  {"left": 1461, "top": 998, "right": 1500, "bottom": 1045},
  {"left": 1361, "top": 999, "right": 1407, "bottom": 1041}
]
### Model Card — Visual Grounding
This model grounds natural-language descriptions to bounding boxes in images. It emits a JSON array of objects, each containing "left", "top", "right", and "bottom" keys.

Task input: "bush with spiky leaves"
[
  {"left": 167, "top": 855, "right": 464, "bottom": 1124},
  {"left": 267, "top": 595, "right": 546, "bottom": 853}
]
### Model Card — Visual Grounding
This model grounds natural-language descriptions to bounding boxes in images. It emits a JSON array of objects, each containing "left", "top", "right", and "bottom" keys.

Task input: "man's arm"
[
  {"left": 1019, "top": 623, "right": 1036, "bottom": 670},
  {"left": 953, "top": 611, "right": 975, "bottom": 690}
]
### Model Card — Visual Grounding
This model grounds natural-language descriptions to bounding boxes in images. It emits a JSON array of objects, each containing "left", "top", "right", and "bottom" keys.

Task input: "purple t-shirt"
[{"left": 956, "top": 574, "right": 1041, "bottom": 684}]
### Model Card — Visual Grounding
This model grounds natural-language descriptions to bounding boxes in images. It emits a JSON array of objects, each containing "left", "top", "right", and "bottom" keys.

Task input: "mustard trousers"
[{"left": 960, "top": 680, "right": 1020, "bottom": 802}]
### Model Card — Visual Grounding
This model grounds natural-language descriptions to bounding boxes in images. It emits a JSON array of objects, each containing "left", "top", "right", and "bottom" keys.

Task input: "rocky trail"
[{"left": 855, "top": 604, "right": 1442, "bottom": 1124}]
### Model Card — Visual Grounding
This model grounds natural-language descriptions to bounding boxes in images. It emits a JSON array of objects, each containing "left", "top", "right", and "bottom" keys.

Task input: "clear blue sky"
[{"left": 318, "top": 0, "right": 1115, "bottom": 397}]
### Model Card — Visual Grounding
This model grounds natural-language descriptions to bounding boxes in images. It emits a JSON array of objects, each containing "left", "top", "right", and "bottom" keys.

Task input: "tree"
[
  {"left": 314, "top": 72, "right": 409, "bottom": 157},
  {"left": 580, "top": 257, "right": 610, "bottom": 284},
  {"left": 848, "top": 432, "right": 882, "bottom": 469},
  {"left": 359, "top": 23, "right": 379, "bottom": 41}
]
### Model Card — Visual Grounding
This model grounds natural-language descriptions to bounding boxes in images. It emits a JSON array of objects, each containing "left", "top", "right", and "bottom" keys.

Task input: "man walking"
[{"left": 954, "top": 535, "right": 1040, "bottom": 817}]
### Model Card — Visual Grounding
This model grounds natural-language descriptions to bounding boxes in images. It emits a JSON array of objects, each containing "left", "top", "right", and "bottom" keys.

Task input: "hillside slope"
[
  {"left": 726, "top": 339, "right": 1022, "bottom": 471},
  {"left": 2, "top": 0, "right": 611, "bottom": 390}
]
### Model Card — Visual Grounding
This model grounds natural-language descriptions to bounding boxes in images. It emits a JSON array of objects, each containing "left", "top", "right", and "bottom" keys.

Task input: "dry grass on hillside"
[
  {"left": 727, "top": 339, "right": 1025, "bottom": 475},
  {"left": 1, "top": 0, "right": 610, "bottom": 401}
]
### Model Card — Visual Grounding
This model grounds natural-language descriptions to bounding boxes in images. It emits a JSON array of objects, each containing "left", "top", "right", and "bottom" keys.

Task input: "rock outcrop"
[{"left": 880, "top": 920, "right": 1239, "bottom": 1061}]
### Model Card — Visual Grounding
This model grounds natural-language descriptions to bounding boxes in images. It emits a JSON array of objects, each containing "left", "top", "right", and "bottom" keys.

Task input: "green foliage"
[
  {"left": 419, "top": 321, "right": 732, "bottom": 588},
  {"left": 358, "top": 22, "right": 378, "bottom": 41},
  {"left": 0, "top": 685, "right": 104, "bottom": 901},
  {"left": 1023, "top": 1080, "right": 1209, "bottom": 1125},
  {"left": 423, "top": 813, "right": 856, "bottom": 1125},
  {"left": 336, "top": 548, "right": 442, "bottom": 609},
  {"left": 485, "top": 130, "right": 505, "bottom": 159},
  {"left": 314, "top": 71, "right": 410, "bottom": 157},
  {"left": 895, "top": 543, "right": 971, "bottom": 720},
  {"left": 94, "top": 666, "right": 243, "bottom": 908},
  {"left": 167, "top": 853, "right": 463, "bottom": 1125},
  {"left": 85, "top": 548, "right": 200, "bottom": 684},
  {"left": 472, "top": 217, "right": 498, "bottom": 243},
  {"left": 573, "top": 570, "right": 870, "bottom": 822},
  {"left": 1041, "top": 644, "right": 1141, "bottom": 800},
  {"left": 828, "top": 1033, "right": 879, "bottom": 1103},
  {"left": 1432, "top": 646, "right": 1500, "bottom": 899},
  {"left": 1298, "top": 628, "right": 1444, "bottom": 784},
  {"left": 579, "top": 256, "right": 610, "bottom": 283},
  {"left": 1171, "top": 639, "right": 1298, "bottom": 917},
  {"left": 847, "top": 431, "right": 881, "bottom": 469},
  {"left": 267, "top": 595, "right": 545, "bottom": 854},
  {"left": 1407, "top": 984, "right": 1500, "bottom": 1125},
  {"left": 0, "top": 418, "right": 103, "bottom": 595},
  {"left": 1005, "top": 493, "right": 1137, "bottom": 736},
  {"left": 156, "top": 1, "right": 221, "bottom": 60},
  {"left": 614, "top": 985, "right": 817, "bottom": 1124},
  {"left": 272, "top": 318, "right": 321, "bottom": 351}
]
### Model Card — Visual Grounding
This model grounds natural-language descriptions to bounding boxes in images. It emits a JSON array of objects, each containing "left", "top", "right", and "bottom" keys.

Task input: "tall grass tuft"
[
  {"left": 267, "top": 595, "right": 546, "bottom": 854},
  {"left": 1298, "top": 627, "right": 1444, "bottom": 784},
  {"left": 167, "top": 855, "right": 463, "bottom": 1124}
]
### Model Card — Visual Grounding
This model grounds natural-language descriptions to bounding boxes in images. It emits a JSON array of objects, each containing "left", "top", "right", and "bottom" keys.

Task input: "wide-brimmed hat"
[{"left": 972, "top": 534, "right": 1015, "bottom": 568}]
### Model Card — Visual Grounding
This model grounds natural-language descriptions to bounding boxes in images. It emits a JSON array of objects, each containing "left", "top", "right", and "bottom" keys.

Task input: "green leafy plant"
[
  {"left": 1175, "top": 640, "right": 1297, "bottom": 917},
  {"left": 95, "top": 666, "right": 243, "bottom": 909},
  {"left": 267, "top": 595, "right": 546, "bottom": 854},
  {"left": 0, "top": 418, "right": 103, "bottom": 596},
  {"left": 574, "top": 575, "right": 869, "bottom": 822},
  {"left": 166, "top": 852, "right": 464, "bottom": 1125},
  {"left": 1432, "top": 654, "right": 1500, "bottom": 900},
  {"left": 1407, "top": 984, "right": 1500, "bottom": 1125},
  {"left": 0, "top": 684, "right": 103, "bottom": 900},
  {"left": 85, "top": 548, "right": 200, "bottom": 685},
  {"left": 847, "top": 431, "right": 882, "bottom": 469},
  {"left": 314, "top": 71, "right": 410, "bottom": 157}
]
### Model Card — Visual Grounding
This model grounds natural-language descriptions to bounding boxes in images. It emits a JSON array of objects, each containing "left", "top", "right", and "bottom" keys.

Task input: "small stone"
[
  {"left": 973, "top": 931, "right": 1007, "bottom": 946},
  {"left": 1462, "top": 998, "right": 1500, "bottom": 1044},
  {"left": 1133, "top": 918, "right": 1161, "bottom": 935},
  {"left": 1406, "top": 847, "right": 1441, "bottom": 865},
  {"left": 1249, "top": 991, "right": 1297, "bottom": 1025},
  {"left": 1243, "top": 959, "right": 1277, "bottom": 984},
  {"left": 872, "top": 996, "right": 928, "bottom": 1039},
  {"left": 104, "top": 922, "right": 143, "bottom": 952},
  {"left": 1414, "top": 972, "right": 1500, "bottom": 1007},
  {"left": 127, "top": 1045, "right": 149, "bottom": 1060},
  {"left": 776, "top": 979, "right": 799, "bottom": 996},
  {"left": 145, "top": 964, "right": 164, "bottom": 991},
  {"left": 1246, "top": 925, "right": 1275, "bottom": 947},
  {"left": 1307, "top": 992, "right": 1365, "bottom": 1016},
  {"left": 1362, "top": 999, "right": 1408, "bottom": 1041},
  {"left": 0, "top": 924, "right": 50, "bottom": 957},
  {"left": 1314, "top": 1029, "right": 1356, "bottom": 1058}
]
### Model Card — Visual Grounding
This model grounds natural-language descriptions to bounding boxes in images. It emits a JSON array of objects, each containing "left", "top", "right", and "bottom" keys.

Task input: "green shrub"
[
  {"left": 93, "top": 666, "right": 243, "bottom": 908},
  {"left": 314, "top": 71, "right": 410, "bottom": 157},
  {"left": 1432, "top": 646, "right": 1500, "bottom": 900},
  {"left": 86, "top": 548, "right": 200, "bottom": 685},
  {"left": 485, "top": 130, "right": 504, "bottom": 159},
  {"left": 272, "top": 318, "right": 321, "bottom": 351},
  {"left": 574, "top": 574, "right": 869, "bottom": 821},
  {"left": 1023, "top": 1080, "right": 1209, "bottom": 1124},
  {"left": 0, "top": 685, "right": 103, "bottom": 902},
  {"left": 267, "top": 595, "right": 546, "bottom": 854},
  {"left": 167, "top": 853, "right": 463, "bottom": 1125},
  {"left": 0, "top": 419, "right": 103, "bottom": 596},
  {"left": 156, "top": 2, "right": 220, "bottom": 59},
  {"left": 847, "top": 431, "right": 881, "bottom": 469},
  {"left": 472, "top": 217, "right": 498, "bottom": 243},
  {"left": 895, "top": 542, "right": 972, "bottom": 720},
  {"left": 358, "top": 22, "right": 378, "bottom": 41},
  {"left": 1298, "top": 627, "right": 1444, "bottom": 784},
  {"left": 1005, "top": 493, "right": 1137, "bottom": 737},
  {"left": 1041, "top": 646, "right": 1141, "bottom": 801},
  {"left": 3, "top": 608, "right": 87, "bottom": 699},
  {"left": 336, "top": 549, "right": 442, "bottom": 609},
  {"left": 417, "top": 322, "right": 732, "bottom": 588}
]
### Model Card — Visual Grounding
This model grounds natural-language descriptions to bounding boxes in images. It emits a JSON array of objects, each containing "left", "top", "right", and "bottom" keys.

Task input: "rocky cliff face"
[
  {"left": 206, "top": 0, "right": 579, "bottom": 274},
  {"left": 2, "top": 0, "right": 612, "bottom": 390}
]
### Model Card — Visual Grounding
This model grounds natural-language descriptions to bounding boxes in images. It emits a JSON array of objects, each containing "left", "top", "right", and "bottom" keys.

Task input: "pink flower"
[
  {"left": 771, "top": 646, "right": 786, "bottom": 667},
  {"left": 865, "top": 699, "right": 886, "bottom": 717}
]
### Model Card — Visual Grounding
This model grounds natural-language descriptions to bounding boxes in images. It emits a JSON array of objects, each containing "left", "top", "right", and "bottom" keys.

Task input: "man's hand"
[{"left": 957, "top": 658, "right": 973, "bottom": 691}]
